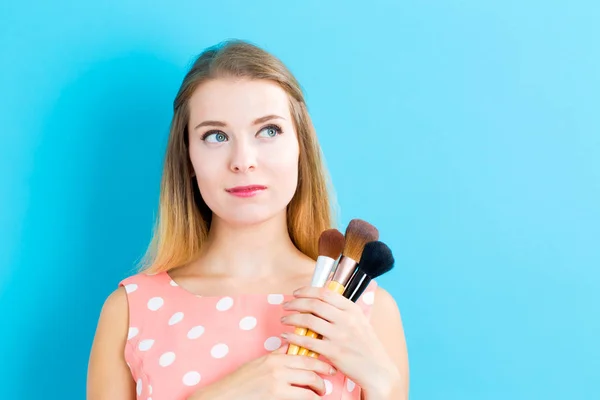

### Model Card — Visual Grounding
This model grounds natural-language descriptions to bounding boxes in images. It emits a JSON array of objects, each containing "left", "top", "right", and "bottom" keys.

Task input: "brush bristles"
[
  {"left": 342, "top": 219, "right": 379, "bottom": 262},
  {"left": 358, "top": 241, "right": 395, "bottom": 278},
  {"left": 318, "top": 229, "right": 345, "bottom": 260}
]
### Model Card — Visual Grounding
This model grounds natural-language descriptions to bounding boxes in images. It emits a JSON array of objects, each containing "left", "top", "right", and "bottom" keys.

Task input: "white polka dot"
[
  {"left": 362, "top": 291, "right": 375, "bottom": 305},
  {"left": 170, "top": 279, "right": 178, "bottom": 286},
  {"left": 128, "top": 327, "right": 139, "bottom": 340},
  {"left": 187, "top": 325, "right": 205, "bottom": 339},
  {"left": 168, "top": 312, "right": 184, "bottom": 325},
  {"left": 267, "top": 294, "right": 284, "bottom": 304},
  {"left": 136, "top": 379, "right": 142, "bottom": 395},
  {"left": 149, "top": 385, "right": 153, "bottom": 395},
  {"left": 147, "top": 297, "right": 164, "bottom": 311},
  {"left": 239, "top": 316, "right": 257, "bottom": 330},
  {"left": 216, "top": 296, "right": 234, "bottom": 311},
  {"left": 183, "top": 371, "right": 201, "bottom": 386},
  {"left": 346, "top": 379, "right": 356, "bottom": 392},
  {"left": 211, "top": 343, "right": 229, "bottom": 358},
  {"left": 159, "top": 351, "right": 176, "bottom": 367},
  {"left": 324, "top": 379, "right": 333, "bottom": 395},
  {"left": 264, "top": 336, "right": 282, "bottom": 351},
  {"left": 138, "top": 339, "right": 154, "bottom": 351},
  {"left": 125, "top": 284, "right": 138, "bottom": 294}
]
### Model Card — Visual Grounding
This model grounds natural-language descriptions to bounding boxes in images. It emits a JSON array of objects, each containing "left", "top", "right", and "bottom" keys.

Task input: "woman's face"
[{"left": 187, "top": 78, "right": 300, "bottom": 227}]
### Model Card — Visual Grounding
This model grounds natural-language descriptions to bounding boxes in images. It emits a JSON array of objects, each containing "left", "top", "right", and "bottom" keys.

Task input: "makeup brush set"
[{"left": 287, "top": 219, "right": 396, "bottom": 358}]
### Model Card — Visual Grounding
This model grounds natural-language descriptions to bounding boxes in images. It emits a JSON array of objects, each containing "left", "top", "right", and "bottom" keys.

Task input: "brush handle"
[
  {"left": 286, "top": 327, "right": 309, "bottom": 355},
  {"left": 297, "top": 280, "right": 345, "bottom": 357},
  {"left": 305, "top": 274, "right": 372, "bottom": 358},
  {"left": 343, "top": 271, "right": 372, "bottom": 303},
  {"left": 288, "top": 257, "right": 337, "bottom": 355},
  {"left": 306, "top": 349, "right": 320, "bottom": 358}
]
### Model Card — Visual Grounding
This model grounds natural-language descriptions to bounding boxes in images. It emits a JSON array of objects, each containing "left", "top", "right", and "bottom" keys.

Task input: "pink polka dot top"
[{"left": 119, "top": 271, "right": 378, "bottom": 400}]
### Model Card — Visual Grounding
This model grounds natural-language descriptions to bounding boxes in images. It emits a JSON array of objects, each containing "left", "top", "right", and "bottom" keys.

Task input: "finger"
[
  {"left": 281, "top": 313, "right": 335, "bottom": 340},
  {"left": 284, "top": 353, "right": 337, "bottom": 376},
  {"left": 285, "top": 370, "right": 326, "bottom": 397},
  {"left": 272, "top": 341, "right": 289, "bottom": 354},
  {"left": 293, "top": 286, "right": 355, "bottom": 311},
  {"left": 286, "top": 326, "right": 310, "bottom": 355},
  {"left": 279, "top": 385, "right": 321, "bottom": 400},
  {"left": 283, "top": 298, "right": 343, "bottom": 323},
  {"left": 281, "top": 331, "right": 331, "bottom": 360}
]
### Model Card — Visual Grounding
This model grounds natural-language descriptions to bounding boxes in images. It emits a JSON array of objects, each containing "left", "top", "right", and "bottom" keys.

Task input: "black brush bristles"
[{"left": 342, "top": 241, "right": 395, "bottom": 302}]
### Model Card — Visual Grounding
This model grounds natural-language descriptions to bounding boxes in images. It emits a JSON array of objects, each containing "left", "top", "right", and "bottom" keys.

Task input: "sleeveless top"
[{"left": 119, "top": 271, "right": 378, "bottom": 400}]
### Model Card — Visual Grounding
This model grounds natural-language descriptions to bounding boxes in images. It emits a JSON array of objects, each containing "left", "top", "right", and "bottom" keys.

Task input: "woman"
[{"left": 87, "top": 39, "right": 409, "bottom": 400}]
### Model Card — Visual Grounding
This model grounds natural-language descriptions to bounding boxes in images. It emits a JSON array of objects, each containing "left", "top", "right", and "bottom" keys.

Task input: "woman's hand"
[
  {"left": 280, "top": 287, "right": 402, "bottom": 400},
  {"left": 187, "top": 344, "right": 337, "bottom": 400}
]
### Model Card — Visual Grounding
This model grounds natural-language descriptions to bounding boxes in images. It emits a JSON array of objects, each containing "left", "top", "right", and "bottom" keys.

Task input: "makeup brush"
[
  {"left": 287, "top": 229, "right": 345, "bottom": 355},
  {"left": 312, "top": 229, "right": 345, "bottom": 287},
  {"left": 342, "top": 240, "right": 395, "bottom": 302},
  {"left": 305, "top": 240, "right": 395, "bottom": 358},
  {"left": 297, "top": 219, "right": 379, "bottom": 356}
]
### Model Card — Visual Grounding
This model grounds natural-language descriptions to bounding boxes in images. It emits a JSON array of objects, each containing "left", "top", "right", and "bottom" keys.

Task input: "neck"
[{"left": 193, "top": 211, "right": 302, "bottom": 278}]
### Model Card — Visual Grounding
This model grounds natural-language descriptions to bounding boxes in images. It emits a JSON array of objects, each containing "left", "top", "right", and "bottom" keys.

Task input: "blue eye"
[
  {"left": 258, "top": 125, "right": 282, "bottom": 138},
  {"left": 203, "top": 132, "right": 228, "bottom": 143}
]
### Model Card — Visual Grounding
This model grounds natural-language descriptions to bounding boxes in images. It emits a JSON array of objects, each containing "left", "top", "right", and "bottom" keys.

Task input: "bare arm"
[
  {"left": 366, "top": 287, "right": 410, "bottom": 400},
  {"left": 87, "top": 287, "right": 136, "bottom": 400}
]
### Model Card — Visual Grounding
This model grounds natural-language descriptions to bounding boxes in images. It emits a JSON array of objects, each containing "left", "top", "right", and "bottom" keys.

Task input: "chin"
[{"left": 212, "top": 205, "right": 288, "bottom": 227}]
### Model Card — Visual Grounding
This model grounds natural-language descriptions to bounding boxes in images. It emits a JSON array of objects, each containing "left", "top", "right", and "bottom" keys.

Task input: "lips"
[
  {"left": 225, "top": 185, "right": 267, "bottom": 193},
  {"left": 225, "top": 185, "right": 267, "bottom": 198}
]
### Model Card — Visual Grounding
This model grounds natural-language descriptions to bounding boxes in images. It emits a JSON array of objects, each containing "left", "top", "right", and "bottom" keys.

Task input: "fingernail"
[
  {"left": 281, "top": 332, "right": 289, "bottom": 339},
  {"left": 282, "top": 301, "right": 289, "bottom": 308},
  {"left": 293, "top": 289, "right": 301, "bottom": 295},
  {"left": 330, "top": 367, "right": 337, "bottom": 375},
  {"left": 281, "top": 316, "right": 287, "bottom": 322}
]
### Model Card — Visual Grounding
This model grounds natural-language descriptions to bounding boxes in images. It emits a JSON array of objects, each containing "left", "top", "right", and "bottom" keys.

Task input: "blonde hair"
[{"left": 139, "top": 39, "right": 337, "bottom": 274}]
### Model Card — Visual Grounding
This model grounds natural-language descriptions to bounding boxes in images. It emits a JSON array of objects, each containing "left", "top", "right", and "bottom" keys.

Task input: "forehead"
[{"left": 188, "top": 78, "right": 292, "bottom": 126}]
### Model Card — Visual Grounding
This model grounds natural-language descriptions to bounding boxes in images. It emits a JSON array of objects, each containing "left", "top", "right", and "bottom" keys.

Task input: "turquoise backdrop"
[{"left": 1, "top": 1, "right": 598, "bottom": 399}]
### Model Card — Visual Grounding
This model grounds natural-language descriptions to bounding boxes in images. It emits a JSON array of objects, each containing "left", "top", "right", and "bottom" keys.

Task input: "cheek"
[
  {"left": 266, "top": 139, "right": 299, "bottom": 174},
  {"left": 264, "top": 141, "right": 300, "bottom": 194},
  {"left": 189, "top": 148, "right": 221, "bottom": 194}
]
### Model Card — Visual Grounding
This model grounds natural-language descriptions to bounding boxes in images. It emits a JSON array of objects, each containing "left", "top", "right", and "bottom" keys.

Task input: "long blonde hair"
[{"left": 139, "top": 39, "right": 337, "bottom": 274}]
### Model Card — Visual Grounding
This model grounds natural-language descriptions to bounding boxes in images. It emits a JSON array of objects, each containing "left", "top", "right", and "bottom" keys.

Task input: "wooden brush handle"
[
  {"left": 307, "top": 349, "right": 320, "bottom": 358},
  {"left": 297, "top": 280, "right": 345, "bottom": 357},
  {"left": 286, "top": 327, "right": 309, "bottom": 355}
]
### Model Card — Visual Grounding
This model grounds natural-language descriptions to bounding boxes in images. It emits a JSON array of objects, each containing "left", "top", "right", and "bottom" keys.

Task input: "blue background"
[{"left": 1, "top": 1, "right": 598, "bottom": 399}]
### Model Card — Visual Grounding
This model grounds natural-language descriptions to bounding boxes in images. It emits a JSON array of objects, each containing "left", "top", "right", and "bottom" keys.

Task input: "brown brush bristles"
[
  {"left": 318, "top": 229, "right": 345, "bottom": 259},
  {"left": 342, "top": 219, "right": 379, "bottom": 262}
]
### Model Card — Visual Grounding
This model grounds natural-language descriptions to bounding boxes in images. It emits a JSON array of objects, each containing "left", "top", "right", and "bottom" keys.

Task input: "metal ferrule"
[
  {"left": 310, "top": 256, "right": 336, "bottom": 287},
  {"left": 331, "top": 255, "right": 358, "bottom": 286}
]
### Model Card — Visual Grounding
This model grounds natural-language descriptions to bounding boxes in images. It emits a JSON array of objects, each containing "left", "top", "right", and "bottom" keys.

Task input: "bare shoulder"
[
  {"left": 87, "top": 287, "right": 135, "bottom": 400},
  {"left": 101, "top": 286, "right": 129, "bottom": 321},
  {"left": 371, "top": 286, "right": 400, "bottom": 315},
  {"left": 94, "top": 287, "right": 130, "bottom": 339},
  {"left": 369, "top": 286, "right": 410, "bottom": 397},
  {"left": 369, "top": 286, "right": 405, "bottom": 339}
]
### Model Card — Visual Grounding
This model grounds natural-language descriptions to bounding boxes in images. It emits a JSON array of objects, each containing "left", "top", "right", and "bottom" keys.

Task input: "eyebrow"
[{"left": 193, "top": 114, "right": 285, "bottom": 130}]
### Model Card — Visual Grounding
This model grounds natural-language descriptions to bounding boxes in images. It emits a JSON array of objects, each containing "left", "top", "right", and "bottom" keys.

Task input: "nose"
[{"left": 229, "top": 140, "right": 257, "bottom": 173}]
